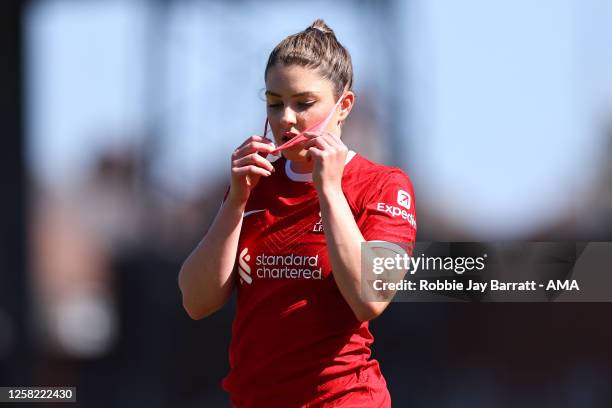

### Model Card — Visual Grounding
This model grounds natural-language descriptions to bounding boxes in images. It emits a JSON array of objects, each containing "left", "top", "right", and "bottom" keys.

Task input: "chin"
[{"left": 281, "top": 147, "right": 308, "bottom": 163}]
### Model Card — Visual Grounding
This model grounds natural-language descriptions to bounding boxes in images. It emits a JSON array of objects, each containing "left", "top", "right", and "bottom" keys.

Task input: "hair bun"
[
  {"left": 266, "top": 18, "right": 352, "bottom": 99},
  {"left": 309, "top": 19, "right": 333, "bottom": 35}
]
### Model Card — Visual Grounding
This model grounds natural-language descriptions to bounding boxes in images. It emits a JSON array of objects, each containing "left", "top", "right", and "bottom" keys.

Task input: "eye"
[
  {"left": 297, "top": 101, "right": 316, "bottom": 109},
  {"left": 267, "top": 101, "right": 282, "bottom": 109}
]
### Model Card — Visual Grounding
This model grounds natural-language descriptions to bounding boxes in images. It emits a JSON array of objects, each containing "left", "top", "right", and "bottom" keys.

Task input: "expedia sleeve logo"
[
  {"left": 397, "top": 190, "right": 411, "bottom": 210},
  {"left": 371, "top": 189, "right": 416, "bottom": 229}
]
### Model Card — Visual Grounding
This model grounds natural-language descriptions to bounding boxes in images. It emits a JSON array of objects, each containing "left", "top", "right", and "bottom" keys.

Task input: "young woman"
[{"left": 179, "top": 19, "right": 417, "bottom": 407}]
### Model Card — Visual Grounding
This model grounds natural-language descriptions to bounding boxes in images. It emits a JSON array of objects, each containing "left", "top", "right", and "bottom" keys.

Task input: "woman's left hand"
[{"left": 303, "top": 131, "right": 348, "bottom": 193}]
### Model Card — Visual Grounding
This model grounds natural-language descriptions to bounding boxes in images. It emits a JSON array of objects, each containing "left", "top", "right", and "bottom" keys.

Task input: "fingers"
[
  {"left": 237, "top": 135, "right": 270, "bottom": 149},
  {"left": 234, "top": 141, "right": 275, "bottom": 159},
  {"left": 303, "top": 136, "right": 331, "bottom": 152},
  {"left": 232, "top": 164, "right": 271, "bottom": 178},
  {"left": 303, "top": 131, "right": 340, "bottom": 143},
  {"left": 302, "top": 131, "right": 347, "bottom": 152},
  {"left": 306, "top": 146, "right": 325, "bottom": 161},
  {"left": 230, "top": 136, "right": 276, "bottom": 181},
  {"left": 303, "top": 131, "right": 348, "bottom": 166},
  {"left": 235, "top": 135, "right": 275, "bottom": 156},
  {"left": 232, "top": 152, "right": 275, "bottom": 173},
  {"left": 232, "top": 137, "right": 275, "bottom": 169}
]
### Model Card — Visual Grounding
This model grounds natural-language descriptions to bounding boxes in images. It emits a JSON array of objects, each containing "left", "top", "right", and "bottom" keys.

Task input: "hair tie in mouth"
[{"left": 269, "top": 93, "right": 345, "bottom": 155}]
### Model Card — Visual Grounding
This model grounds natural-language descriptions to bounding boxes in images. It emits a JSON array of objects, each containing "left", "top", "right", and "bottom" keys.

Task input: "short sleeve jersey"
[{"left": 222, "top": 151, "right": 417, "bottom": 407}]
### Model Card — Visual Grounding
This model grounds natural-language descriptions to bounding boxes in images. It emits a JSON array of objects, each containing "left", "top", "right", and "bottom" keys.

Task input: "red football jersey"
[{"left": 221, "top": 151, "right": 417, "bottom": 407}]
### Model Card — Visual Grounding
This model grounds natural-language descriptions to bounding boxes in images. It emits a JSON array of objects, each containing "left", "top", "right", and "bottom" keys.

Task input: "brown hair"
[{"left": 265, "top": 19, "right": 353, "bottom": 99}]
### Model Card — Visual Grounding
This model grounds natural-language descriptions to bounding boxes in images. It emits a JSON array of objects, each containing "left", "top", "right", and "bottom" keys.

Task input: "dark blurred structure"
[
  {"left": 0, "top": 0, "right": 31, "bottom": 388},
  {"left": 2, "top": 0, "right": 612, "bottom": 407}
]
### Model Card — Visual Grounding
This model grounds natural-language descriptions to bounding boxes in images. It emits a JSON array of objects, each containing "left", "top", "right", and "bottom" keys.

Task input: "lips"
[{"left": 282, "top": 131, "right": 299, "bottom": 143}]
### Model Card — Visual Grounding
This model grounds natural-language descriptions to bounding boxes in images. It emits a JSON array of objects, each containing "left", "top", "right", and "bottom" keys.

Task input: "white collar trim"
[{"left": 285, "top": 150, "right": 356, "bottom": 182}]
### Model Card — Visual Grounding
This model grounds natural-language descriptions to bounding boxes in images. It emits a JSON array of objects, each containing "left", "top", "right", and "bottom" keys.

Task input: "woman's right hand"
[{"left": 228, "top": 135, "right": 276, "bottom": 204}]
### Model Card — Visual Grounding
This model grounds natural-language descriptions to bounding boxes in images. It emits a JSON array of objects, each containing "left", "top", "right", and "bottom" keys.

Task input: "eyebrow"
[{"left": 265, "top": 91, "right": 320, "bottom": 98}]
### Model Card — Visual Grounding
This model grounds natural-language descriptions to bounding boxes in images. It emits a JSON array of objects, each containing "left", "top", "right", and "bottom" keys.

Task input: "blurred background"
[{"left": 2, "top": 0, "right": 612, "bottom": 406}]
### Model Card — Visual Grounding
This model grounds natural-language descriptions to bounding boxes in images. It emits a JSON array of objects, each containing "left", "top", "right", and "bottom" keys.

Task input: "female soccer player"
[{"left": 179, "top": 19, "right": 417, "bottom": 407}]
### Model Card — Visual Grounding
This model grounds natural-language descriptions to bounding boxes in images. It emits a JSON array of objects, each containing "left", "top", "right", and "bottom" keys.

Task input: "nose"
[{"left": 280, "top": 106, "right": 297, "bottom": 128}]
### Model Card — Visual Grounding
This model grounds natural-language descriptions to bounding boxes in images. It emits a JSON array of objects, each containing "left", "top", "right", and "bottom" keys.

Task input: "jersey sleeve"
[{"left": 359, "top": 169, "right": 417, "bottom": 245}]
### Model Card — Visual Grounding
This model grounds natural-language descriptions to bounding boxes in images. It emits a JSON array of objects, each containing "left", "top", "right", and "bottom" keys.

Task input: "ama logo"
[{"left": 238, "top": 247, "right": 252, "bottom": 285}]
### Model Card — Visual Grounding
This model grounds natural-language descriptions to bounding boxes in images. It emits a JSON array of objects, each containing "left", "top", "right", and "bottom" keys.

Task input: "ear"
[{"left": 337, "top": 91, "right": 355, "bottom": 125}]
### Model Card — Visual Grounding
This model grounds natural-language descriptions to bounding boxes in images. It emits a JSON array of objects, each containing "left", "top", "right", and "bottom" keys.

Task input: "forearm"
[
  {"left": 318, "top": 188, "right": 382, "bottom": 321},
  {"left": 179, "top": 197, "right": 246, "bottom": 319}
]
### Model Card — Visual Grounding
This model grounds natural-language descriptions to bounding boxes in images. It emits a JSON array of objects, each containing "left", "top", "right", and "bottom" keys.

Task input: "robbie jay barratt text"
[{"left": 371, "top": 279, "right": 580, "bottom": 292}]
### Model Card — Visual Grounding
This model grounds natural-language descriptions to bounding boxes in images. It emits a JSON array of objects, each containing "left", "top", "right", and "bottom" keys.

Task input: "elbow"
[
  {"left": 178, "top": 262, "right": 233, "bottom": 320},
  {"left": 179, "top": 285, "right": 220, "bottom": 320},
  {"left": 353, "top": 303, "right": 386, "bottom": 322},
  {"left": 179, "top": 289, "right": 206, "bottom": 320},
  {"left": 179, "top": 288, "right": 219, "bottom": 321},
  {"left": 183, "top": 304, "right": 205, "bottom": 320},
  {"left": 182, "top": 299, "right": 216, "bottom": 321},
  {"left": 178, "top": 269, "right": 216, "bottom": 321}
]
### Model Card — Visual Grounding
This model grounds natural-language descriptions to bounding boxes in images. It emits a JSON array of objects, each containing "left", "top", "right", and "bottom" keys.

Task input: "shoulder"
[
  {"left": 348, "top": 154, "right": 418, "bottom": 240},
  {"left": 346, "top": 154, "right": 414, "bottom": 195},
  {"left": 343, "top": 153, "right": 415, "bottom": 213}
]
